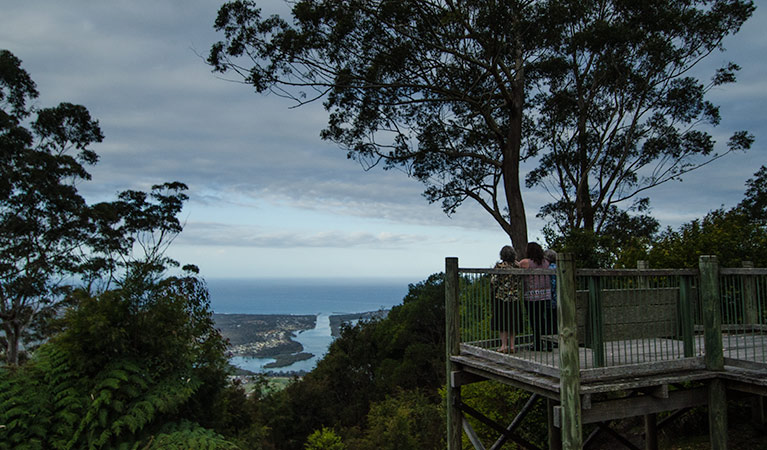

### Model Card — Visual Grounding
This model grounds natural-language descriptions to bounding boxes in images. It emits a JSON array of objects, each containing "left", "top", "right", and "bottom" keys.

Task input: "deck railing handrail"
[{"left": 449, "top": 256, "right": 766, "bottom": 382}]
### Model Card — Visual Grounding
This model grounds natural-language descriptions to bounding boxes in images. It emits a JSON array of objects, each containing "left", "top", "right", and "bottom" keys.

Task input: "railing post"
[
  {"left": 700, "top": 255, "right": 724, "bottom": 370},
  {"left": 557, "top": 253, "right": 582, "bottom": 450},
  {"left": 679, "top": 275, "right": 695, "bottom": 358},
  {"left": 743, "top": 261, "right": 758, "bottom": 325},
  {"left": 587, "top": 276, "right": 604, "bottom": 367},
  {"left": 700, "top": 255, "right": 727, "bottom": 450},
  {"left": 445, "top": 257, "right": 462, "bottom": 450}
]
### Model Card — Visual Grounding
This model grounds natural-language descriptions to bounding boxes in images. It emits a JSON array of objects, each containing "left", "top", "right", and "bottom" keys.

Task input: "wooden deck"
[{"left": 445, "top": 256, "right": 767, "bottom": 450}]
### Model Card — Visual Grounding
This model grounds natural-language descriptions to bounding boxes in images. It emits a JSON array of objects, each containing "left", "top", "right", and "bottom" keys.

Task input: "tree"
[
  {"left": 0, "top": 50, "right": 103, "bottom": 365},
  {"left": 647, "top": 166, "right": 767, "bottom": 268},
  {"left": 209, "top": 0, "right": 753, "bottom": 255},
  {"left": 305, "top": 427, "right": 346, "bottom": 450},
  {"left": 0, "top": 51, "right": 194, "bottom": 366},
  {"left": 209, "top": 0, "right": 554, "bottom": 255},
  {"left": 0, "top": 274, "right": 243, "bottom": 449},
  {"left": 526, "top": 0, "right": 755, "bottom": 234},
  {"left": 85, "top": 181, "right": 191, "bottom": 295},
  {"left": 257, "top": 274, "right": 446, "bottom": 449},
  {"left": 739, "top": 165, "right": 767, "bottom": 226}
]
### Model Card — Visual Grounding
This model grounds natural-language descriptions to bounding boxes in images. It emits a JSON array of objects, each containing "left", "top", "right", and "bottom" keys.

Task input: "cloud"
[
  {"left": 2, "top": 0, "right": 765, "bottom": 260},
  {"left": 177, "top": 221, "right": 432, "bottom": 249}
]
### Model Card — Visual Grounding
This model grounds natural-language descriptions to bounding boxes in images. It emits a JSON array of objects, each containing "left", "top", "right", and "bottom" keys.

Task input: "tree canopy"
[
  {"left": 0, "top": 50, "right": 192, "bottom": 365},
  {"left": 209, "top": 0, "right": 754, "bottom": 256}
]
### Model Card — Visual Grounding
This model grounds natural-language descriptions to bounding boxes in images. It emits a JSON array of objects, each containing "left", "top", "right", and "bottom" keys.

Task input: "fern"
[
  {"left": 108, "top": 374, "right": 202, "bottom": 440},
  {"left": 66, "top": 358, "right": 148, "bottom": 449},
  {"left": 138, "top": 420, "right": 239, "bottom": 450}
]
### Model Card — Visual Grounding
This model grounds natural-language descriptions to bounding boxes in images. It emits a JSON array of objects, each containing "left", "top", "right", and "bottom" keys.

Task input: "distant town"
[{"left": 213, "top": 311, "right": 388, "bottom": 373}]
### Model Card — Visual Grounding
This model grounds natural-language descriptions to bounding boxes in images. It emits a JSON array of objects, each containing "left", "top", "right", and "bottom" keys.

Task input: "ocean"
[{"left": 207, "top": 278, "right": 411, "bottom": 373}]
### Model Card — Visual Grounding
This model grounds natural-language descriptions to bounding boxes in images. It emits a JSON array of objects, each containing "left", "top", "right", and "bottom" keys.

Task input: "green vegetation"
[
  {"left": 2, "top": 0, "right": 766, "bottom": 446},
  {"left": 0, "top": 50, "right": 255, "bottom": 449}
]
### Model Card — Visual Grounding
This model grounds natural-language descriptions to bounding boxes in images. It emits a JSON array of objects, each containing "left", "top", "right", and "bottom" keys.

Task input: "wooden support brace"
[
  {"left": 597, "top": 422, "right": 642, "bottom": 450},
  {"left": 455, "top": 400, "right": 540, "bottom": 450},
  {"left": 463, "top": 418, "right": 487, "bottom": 450},
  {"left": 554, "top": 387, "right": 707, "bottom": 426}
]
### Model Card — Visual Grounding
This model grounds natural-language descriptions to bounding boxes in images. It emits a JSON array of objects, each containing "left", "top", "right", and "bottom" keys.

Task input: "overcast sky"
[{"left": 1, "top": 1, "right": 764, "bottom": 281}]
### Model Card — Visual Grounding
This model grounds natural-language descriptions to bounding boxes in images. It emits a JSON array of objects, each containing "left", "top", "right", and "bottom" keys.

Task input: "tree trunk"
[
  {"left": 3, "top": 321, "right": 19, "bottom": 366},
  {"left": 505, "top": 45, "right": 528, "bottom": 257},
  {"left": 576, "top": 91, "right": 594, "bottom": 232}
]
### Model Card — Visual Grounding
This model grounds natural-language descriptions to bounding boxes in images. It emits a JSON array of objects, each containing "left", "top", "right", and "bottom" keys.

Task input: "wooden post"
[
  {"left": 699, "top": 255, "right": 727, "bottom": 450},
  {"left": 679, "top": 275, "right": 695, "bottom": 358},
  {"left": 445, "top": 257, "right": 462, "bottom": 450},
  {"left": 644, "top": 413, "right": 658, "bottom": 450},
  {"left": 635, "top": 263, "right": 663, "bottom": 450},
  {"left": 587, "top": 276, "right": 604, "bottom": 367},
  {"left": 548, "top": 399, "right": 562, "bottom": 450},
  {"left": 557, "top": 253, "right": 582, "bottom": 450},
  {"left": 742, "top": 261, "right": 757, "bottom": 325},
  {"left": 700, "top": 255, "right": 724, "bottom": 371}
]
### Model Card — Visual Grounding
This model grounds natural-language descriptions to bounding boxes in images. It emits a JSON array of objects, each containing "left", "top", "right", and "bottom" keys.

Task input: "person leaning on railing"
[
  {"left": 519, "top": 243, "right": 553, "bottom": 351},
  {"left": 490, "top": 245, "right": 524, "bottom": 353}
]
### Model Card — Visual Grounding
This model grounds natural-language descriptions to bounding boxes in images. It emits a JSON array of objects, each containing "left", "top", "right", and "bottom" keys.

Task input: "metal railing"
[
  {"left": 450, "top": 258, "right": 767, "bottom": 381},
  {"left": 719, "top": 267, "right": 767, "bottom": 369}
]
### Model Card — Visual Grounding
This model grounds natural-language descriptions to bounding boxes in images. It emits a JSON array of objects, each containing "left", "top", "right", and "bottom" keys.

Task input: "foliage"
[
  {"left": 209, "top": 0, "right": 754, "bottom": 255},
  {"left": 304, "top": 427, "right": 346, "bottom": 450},
  {"left": 254, "top": 274, "right": 446, "bottom": 449},
  {"left": 352, "top": 389, "right": 444, "bottom": 450},
  {"left": 460, "top": 381, "right": 548, "bottom": 449},
  {"left": 648, "top": 208, "right": 767, "bottom": 269},
  {"left": 208, "top": 0, "right": 554, "bottom": 253},
  {"left": 0, "top": 50, "right": 193, "bottom": 365},
  {"left": 0, "top": 49, "right": 102, "bottom": 365},
  {"left": 84, "top": 181, "right": 191, "bottom": 294},
  {"left": 544, "top": 203, "right": 659, "bottom": 268},
  {"left": 634, "top": 166, "right": 767, "bottom": 269},
  {"left": 0, "top": 276, "right": 245, "bottom": 449},
  {"left": 738, "top": 165, "right": 767, "bottom": 226},
  {"left": 527, "top": 0, "right": 755, "bottom": 234}
]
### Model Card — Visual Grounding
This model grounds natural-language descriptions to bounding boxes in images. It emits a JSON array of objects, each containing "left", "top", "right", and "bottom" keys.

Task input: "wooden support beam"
[
  {"left": 445, "top": 257, "right": 462, "bottom": 450},
  {"left": 597, "top": 422, "right": 642, "bottom": 450},
  {"left": 452, "top": 370, "right": 486, "bottom": 387},
  {"left": 456, "top": 400, "right": 540, "bottom": 450},
  {"left": 644, "top": 413, "right": 658, "bottom": 450},
  {"left": 489, "top": 393, "right": 540, "bottom": 450},
  {"left": 463, "top": 418, "right": 487, "bottom": 450},
  {"left": 547, "top": 399, "right": 562, "bottom": 450},
  {"left": 557, "top": 253, "right": 583, "bottom": 450},
  {"left": 708, "top": 378, "right": 728, "bottom": 450},
  {"left": 700, "top": 256, "right": 728, "bottom": 450},
  {"left": 554, "top": 387, "right": 708, "bottom": 425}
]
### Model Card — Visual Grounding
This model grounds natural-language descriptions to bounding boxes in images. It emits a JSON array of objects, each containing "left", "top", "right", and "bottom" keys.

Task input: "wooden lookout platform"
[{"left": 445, "top": 255, "right": 767, "bottom": 450}]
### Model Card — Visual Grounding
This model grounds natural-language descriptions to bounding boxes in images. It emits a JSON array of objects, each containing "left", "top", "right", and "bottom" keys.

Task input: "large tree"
[
  {"left": 209, "top": 0, "right": 754, "bottom": 254},
  {"left": 0, "top": 50, "right": 103, "bottom": 365},
  {"left": 209, "top": 0, "right": 548, "bottom": 255},
  {"left": 527, "top": 0, "right": 755, "bottom": 235},
  {"left": 0, "top": 50, "right": 192, "bottom": 365}
]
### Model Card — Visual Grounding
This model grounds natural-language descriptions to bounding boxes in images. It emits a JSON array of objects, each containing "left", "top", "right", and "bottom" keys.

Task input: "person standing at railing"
[
  {"left": 490, "top": 245, "right": 523, "bottom": 353},
  {"left": 519, "top": 242, "right": 552, "bottom": 351}
]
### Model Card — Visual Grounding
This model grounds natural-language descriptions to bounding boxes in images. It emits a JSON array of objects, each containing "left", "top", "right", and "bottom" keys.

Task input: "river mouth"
[{"left": 230, "top": 313, "right": 334, "bottom": 373}]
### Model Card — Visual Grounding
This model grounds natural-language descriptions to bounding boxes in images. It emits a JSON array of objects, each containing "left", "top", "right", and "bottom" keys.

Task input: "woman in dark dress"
[{"left": 491, "top": 246, "right": 523, "bottom": 353}]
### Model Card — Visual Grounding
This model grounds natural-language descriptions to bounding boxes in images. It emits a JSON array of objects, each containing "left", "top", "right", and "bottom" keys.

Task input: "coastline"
[{"left": 214, "top": 310, "right": 389, "bottom": 373}]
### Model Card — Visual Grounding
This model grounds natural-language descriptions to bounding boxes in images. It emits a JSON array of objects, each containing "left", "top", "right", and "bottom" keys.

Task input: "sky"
[{"left": 1, "top": 1, "right": 764, "bottom": 281}]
